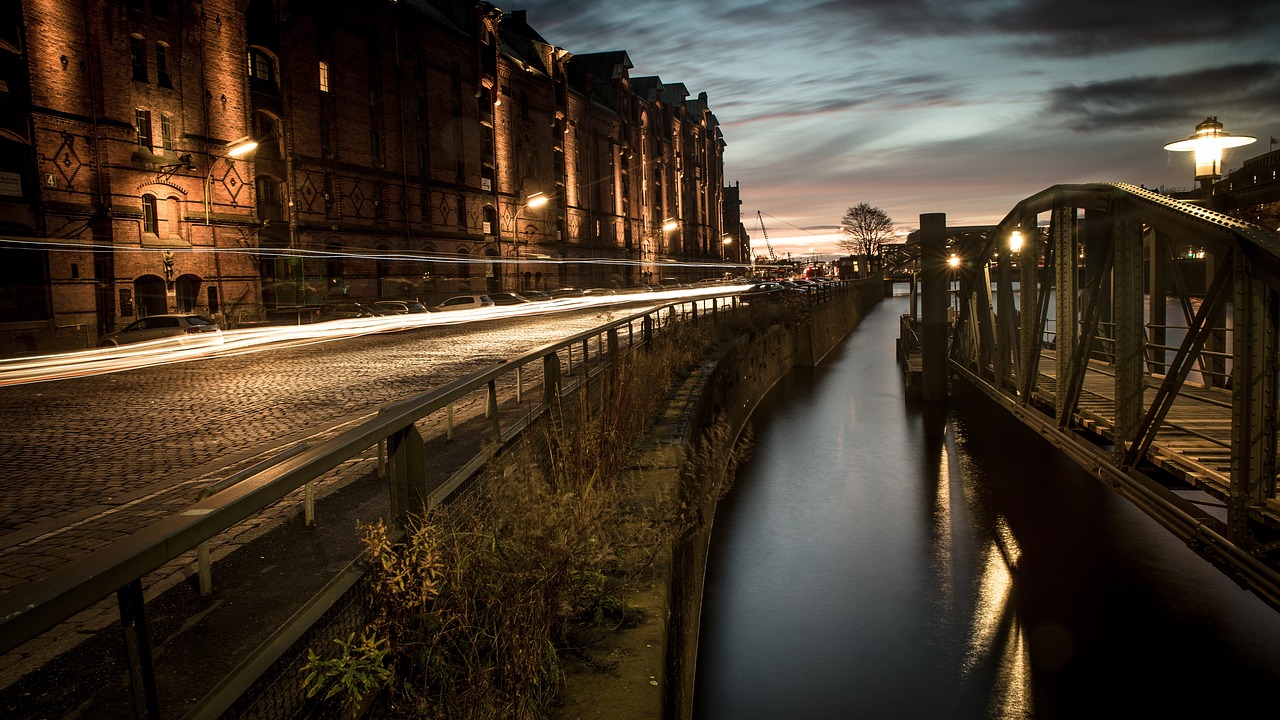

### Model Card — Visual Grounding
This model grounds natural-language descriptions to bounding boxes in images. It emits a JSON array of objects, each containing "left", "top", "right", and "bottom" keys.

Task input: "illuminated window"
[
  {"left": 130, "top": 36, "right": 147, "bottom": 82},
  {"left": 156, "top": 43, "right": 171, "bottom": 88},
  {"left": 142, "top": 194, "right": 158, "bottom": 234},
  {"left": 319, "top": 61, "right": 329, "bottom": 92},
  {"left": 160, "top": 114, "right": 173, "bottom": 151},
  {"left": 134, "top": 109, "right": 152, "bottom": 149}
]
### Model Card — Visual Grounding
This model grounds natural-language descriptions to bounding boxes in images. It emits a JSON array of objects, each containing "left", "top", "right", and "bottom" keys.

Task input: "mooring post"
[{"left": 920, "top": 213, "right": 949, "bottom": 402}]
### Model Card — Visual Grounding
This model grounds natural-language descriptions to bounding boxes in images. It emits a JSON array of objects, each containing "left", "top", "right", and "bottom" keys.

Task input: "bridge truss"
[{"left": 935, "top": 183, "right": 1280, "bottom": 609}]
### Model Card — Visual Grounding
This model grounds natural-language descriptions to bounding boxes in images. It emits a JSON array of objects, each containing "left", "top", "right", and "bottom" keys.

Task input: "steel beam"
[
  {"left": 1114, "top": 214, "right": 1145, "bottom": 449},
  {"left": 1122, "top": 255, "right": 1234, "bottom": 470},
  {"left": 1230, "top": 250, "right": 1279, "bottom": 541},
  {"left": 1053, "top": 203, "right": 1078, "bottom": 422},
  {"left": 1017, "top": 214, "right": 1041, "bottom": 404},
  {"left": 1146, "top": 227, "right": 1168, "bottom": 375}
]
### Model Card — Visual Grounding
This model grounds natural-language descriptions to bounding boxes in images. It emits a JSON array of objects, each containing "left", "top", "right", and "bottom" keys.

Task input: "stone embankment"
[{"left": 554, "top": 278, "right": 883, "bottom": 720}]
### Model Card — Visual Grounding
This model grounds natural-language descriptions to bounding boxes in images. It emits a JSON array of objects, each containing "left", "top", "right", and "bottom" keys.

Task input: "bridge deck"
[{"left": 1031, "top": 354, "right": 1280, "bottom": 519}]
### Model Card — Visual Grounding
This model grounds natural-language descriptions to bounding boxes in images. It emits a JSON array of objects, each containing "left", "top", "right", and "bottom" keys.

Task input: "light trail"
[{"left": 0, "top": 285, "right": 751, "bottom": 387}]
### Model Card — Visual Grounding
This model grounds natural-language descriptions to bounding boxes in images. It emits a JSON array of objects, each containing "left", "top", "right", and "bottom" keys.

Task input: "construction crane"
[{"left": 756, "top": 210, "right": 778, "bottom": 263}]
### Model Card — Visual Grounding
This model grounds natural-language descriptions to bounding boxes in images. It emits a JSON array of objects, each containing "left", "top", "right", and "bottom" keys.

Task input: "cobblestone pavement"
[{"left": 0, "top": 302, "right": 654, "bottom": 691}]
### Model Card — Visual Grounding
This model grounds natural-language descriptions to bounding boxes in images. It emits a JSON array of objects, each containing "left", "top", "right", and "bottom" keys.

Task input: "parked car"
[
  {"left": 98, "top": 314, "right": 223, "bottom": 347},
  {"left": 317, "top": 302, "right": 380, "bottom": 320},
  {"left": 547, "top": 287, "right": 584, "bottom": 298},
  {"left": 737, "top": 282, "right": 787, "bottom": 304},
  {"left": 487, "top": 292, "right": 533, "bottom": 306},
  {"left": 520, "top": 290, "right": 553, "bottom": 301},
  {"left": 435, "top": 294, "right": 495, "bottom": 311},
  {"left": 373, "top": 300, "right": 411, "bottom": 314}
]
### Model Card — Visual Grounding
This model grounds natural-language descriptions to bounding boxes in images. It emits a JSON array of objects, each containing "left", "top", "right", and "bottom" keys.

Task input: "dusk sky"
[{"left": 509, "top": 0, "right": 1280, "bottom": 258}]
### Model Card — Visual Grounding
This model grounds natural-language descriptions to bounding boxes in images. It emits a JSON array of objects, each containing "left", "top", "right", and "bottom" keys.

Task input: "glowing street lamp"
[
  {"left": 1163, "top": 117, "right": 1255, "bottom": 192},
  {"left": 204, "top": 136, "right": 259, "bottom": 225},
  {"left": 1009, "top": 230, "right": 1023, "bottom": 253}
]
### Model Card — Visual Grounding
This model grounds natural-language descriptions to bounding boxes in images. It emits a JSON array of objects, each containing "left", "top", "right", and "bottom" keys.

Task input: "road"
[{"left": 0, "top": 303, "right": 660, "bottom": 589}]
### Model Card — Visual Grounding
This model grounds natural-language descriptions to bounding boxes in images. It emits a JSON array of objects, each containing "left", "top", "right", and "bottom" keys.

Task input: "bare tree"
[{"left": 838, "top": 203, "right": 894, "bottom": 271}]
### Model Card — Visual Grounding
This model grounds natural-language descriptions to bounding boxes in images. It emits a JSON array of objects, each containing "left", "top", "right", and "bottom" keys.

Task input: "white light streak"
[{"left": 0, "top": 286, "right": 751, "bottom": 387}]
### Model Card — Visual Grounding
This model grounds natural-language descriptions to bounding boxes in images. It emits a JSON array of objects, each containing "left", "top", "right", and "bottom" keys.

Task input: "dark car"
[
  {"left": 737, "top": 282, "right": 788, "bottom": 304},
  {"left": 487, "top": 292, "right": 533, "bottom": 306},
  {"left": 318, "top": 302, "right": 380, "bottom": 320},
  {"left": 98, "top": 314, "right": 223, "bottom": 347}
]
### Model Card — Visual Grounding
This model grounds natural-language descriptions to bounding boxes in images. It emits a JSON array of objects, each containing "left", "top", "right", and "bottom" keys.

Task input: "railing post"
[
  {"left": 643, "top": 314, "right": 654, "bottom": 349},
  {"left": 118, "top": 579, "right": 160, "bottom": 719},
  {"left": 488, "top": 380, "right": 501, "bottom": 444},
  {"left": 543, "top": 351, "right": 562, "bottom": 418},
  {"left": 516, "top": 365, "right": 524, "bottom": 404},
  {"left": 387, "top": 424, "right": 427, "bottom": 529}
]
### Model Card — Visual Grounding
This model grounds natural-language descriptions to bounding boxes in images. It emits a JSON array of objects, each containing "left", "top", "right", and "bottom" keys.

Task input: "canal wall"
[{"left": 552, "top": 278, "right": 882, "bottom": 720}]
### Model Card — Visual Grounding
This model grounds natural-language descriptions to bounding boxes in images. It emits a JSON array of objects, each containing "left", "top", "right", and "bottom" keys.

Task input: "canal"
[{"left": 692, "top": 293, "right": 1280, "bottom": 719}]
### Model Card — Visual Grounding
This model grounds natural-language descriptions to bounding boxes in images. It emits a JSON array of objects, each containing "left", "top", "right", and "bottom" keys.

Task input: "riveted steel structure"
[{"left": 930, "top": 183, "right": 1280, "bottom": 610}]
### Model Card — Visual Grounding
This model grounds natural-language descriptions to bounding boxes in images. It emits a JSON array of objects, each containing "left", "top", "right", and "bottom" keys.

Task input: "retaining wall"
[{"left": 551, "top": 278, "right": 883, "bottom": 720}]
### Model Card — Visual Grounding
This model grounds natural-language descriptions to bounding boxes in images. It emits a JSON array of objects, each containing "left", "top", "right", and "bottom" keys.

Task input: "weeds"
[{"left": 304, "top": 314, "right": 757, "bottom": 718}]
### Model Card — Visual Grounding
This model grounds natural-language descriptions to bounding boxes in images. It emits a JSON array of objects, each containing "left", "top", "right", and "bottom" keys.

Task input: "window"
[
  {"left": 142, "top": 194, "right": 158, "bottom": 234},
  {"left": 156, "top": 43, "right": 171, "bottom": 87},
  {"left": 135, "top": 109, "right": 152, "bottom": 149},
  {"left": 370, "top": 130, "right": 381, "bottom": 165},
  {"left": 152, "top": 0, "right": 168, "bottom": 17},
  {"left": 160, "top": 114, "right": 174, "bottom": 152},
  {"left": 418, "top": 144, "right": 426, "bottom": 172},
  {"left": 248, "top": 49, "right": 273, "bottom": 81},
  {"left": 318, "top": 61, "right": 329, "bottom": 92},
  {"left": 256, "top": 175, "right": 281, "bottom": 208},
  {"left": 319, "top": 116, "right": 331, "bottom": 156},
  {"left": 130, "top": 36, "right": 147, "bottom": 82}
]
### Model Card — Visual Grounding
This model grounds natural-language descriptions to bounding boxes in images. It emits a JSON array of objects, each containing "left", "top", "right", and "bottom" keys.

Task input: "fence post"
[
  {"left": 387, "top": 424, "right": 427, "bottom": 529},
  {"left": 643, "top": 314, "right": 654, "bottom": 349},
  {"left": 118, "top": 579, "right": 160, "bottom": 719},
  {"left": 488, "top": 380, "right": 501, "bottom": 445}
]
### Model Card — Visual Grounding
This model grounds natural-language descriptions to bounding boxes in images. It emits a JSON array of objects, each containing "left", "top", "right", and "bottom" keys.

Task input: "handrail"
[{"left": 0, "top": 289, "right": 754, "bottom": 654}]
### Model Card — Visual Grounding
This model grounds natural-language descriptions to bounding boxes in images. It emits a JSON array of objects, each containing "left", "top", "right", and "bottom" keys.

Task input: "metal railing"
[{"left": 1, "top": 285, "right": 863, "bottom": 717}]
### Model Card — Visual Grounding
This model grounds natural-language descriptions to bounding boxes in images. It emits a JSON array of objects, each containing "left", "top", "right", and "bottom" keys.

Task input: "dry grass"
[{"left": 305, "top": 312, "right": 760, "bottom": 718}]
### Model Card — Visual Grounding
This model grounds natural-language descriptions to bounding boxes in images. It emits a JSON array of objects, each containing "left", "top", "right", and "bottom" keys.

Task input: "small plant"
[{"left": 303, "top": 631, "right": 393, "bottom": 717}]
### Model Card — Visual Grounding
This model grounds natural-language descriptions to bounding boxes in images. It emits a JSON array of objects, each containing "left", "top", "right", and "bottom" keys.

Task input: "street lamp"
[
  {"left": 204, "top": 136, "right": 259, "bottom": 225},
  {"left": 514, "top": 192, "right": 547, "bottom": 290},
  {"left": 1163, "top": 117, "right": 1255, "bottom": 193},
  {"left": 1009, "top": 230, "right": 1023, "bottom": 253}
]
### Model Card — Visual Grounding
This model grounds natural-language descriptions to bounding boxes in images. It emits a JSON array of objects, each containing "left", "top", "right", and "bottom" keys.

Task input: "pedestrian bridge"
[{"left": 902, "top": 182, "right": 1280, "bottom": 610}]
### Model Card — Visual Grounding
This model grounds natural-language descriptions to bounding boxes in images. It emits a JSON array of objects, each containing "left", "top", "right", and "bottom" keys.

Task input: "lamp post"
[
  {"left": 514, "top": 192, "right": 547, "bottom": 291},
  {"left": 203, "top": 136, "right": 258, "bottom": 226},
  {"left": 203, "top": 136, "right": 256, "bottom": 324},
  {"left": 1163, "top": 117, "right": 1255, "bottom": 195}
]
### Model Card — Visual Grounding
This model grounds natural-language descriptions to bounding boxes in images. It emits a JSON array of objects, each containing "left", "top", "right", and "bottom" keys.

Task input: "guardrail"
[
  {"left": 0, "top": 282, "right": 869, "bottom": 717},
  {"left": 0, "top": 286, "right": 792, "bottom": 716}
]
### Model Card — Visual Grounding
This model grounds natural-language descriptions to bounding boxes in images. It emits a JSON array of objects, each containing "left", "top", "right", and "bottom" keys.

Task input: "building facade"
[{"left": 0, "top": 0, "right": 730, "bottom": 355}]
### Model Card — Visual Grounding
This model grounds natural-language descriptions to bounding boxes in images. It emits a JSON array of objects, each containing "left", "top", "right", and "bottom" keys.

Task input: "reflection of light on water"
[{"left": 965, "top": 515, "right": 1032, "bottom": 718}]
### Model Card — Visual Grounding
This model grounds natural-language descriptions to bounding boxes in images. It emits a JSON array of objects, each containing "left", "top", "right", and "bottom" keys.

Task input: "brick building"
[{"left": 0, "top": 0, "right": 730, "bottom": 355}]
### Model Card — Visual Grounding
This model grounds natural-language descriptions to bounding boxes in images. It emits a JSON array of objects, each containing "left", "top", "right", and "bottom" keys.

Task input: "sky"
[{"left": 507, "top": 0, "right": 1280, "bottom": 258}]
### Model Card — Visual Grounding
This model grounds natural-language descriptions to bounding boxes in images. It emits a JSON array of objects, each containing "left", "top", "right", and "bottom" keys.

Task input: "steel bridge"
[{"left": 907, "top": 182, "right": 1280, "bottom": 610}]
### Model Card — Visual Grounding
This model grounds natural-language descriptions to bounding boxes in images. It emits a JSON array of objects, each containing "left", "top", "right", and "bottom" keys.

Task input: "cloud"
[{"left": 1043, "top": 62, "right": 1280, "bottom": 132}]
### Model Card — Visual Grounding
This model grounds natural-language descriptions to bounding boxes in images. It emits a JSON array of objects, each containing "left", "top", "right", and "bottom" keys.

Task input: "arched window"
[{"left": 247, "top": 47, "right": 278, "bottom": 95}]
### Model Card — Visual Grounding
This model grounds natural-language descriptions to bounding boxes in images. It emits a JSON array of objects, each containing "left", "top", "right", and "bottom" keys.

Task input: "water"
[{"left": 692, "top": 295, "right": 1280, "bottom": 719}]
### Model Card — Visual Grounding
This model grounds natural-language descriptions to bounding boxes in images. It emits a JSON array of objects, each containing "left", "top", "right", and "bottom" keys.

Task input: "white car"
[
  {"left": 99, "top": 314, "right": 223, "bottom": 347},
  {"left": 435, "top": 294, "right": 495, "bottom": 311}
]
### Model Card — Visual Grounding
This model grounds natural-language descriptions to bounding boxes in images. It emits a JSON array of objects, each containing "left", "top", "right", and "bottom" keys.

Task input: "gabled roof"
[{"left": 631, "top": 76, "right": 664, "bottom": 104}]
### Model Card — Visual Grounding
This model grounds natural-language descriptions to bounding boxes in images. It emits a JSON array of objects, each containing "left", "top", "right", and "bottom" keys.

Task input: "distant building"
[{"left": 0, "top": 0, "right": 730, "bottom": 355}]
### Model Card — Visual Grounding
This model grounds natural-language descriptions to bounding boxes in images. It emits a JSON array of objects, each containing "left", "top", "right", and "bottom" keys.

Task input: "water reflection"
[{"left": 693, "top": 294, "right": 1280, "bottom": 719}]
